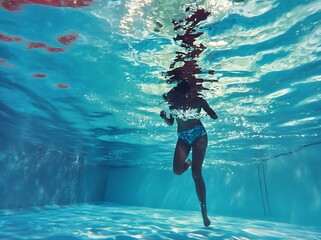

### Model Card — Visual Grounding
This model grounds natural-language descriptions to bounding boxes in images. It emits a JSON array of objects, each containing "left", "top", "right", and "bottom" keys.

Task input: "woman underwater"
[{"left": 160, "top": 80, "right": 218, "bottom": 227}]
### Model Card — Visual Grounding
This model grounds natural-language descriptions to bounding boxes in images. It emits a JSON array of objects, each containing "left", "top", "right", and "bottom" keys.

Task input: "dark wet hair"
[
  {"left": 162, "top": 8, "right": 212, "bottom": 109},
  {"left": 174, "top": 80, "right": 191, "bottom": 94},
  {"left": 162, "top": 80, "right": 192, "bottom": 106}
]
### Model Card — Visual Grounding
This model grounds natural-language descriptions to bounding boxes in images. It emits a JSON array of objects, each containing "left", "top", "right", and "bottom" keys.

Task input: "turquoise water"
[
  {"left": 1, "top": 203, "right": 321, "bottom": 240},
  {"left": 1, "top": 0, "right": 320, "bottom": 167},
  {"left": 1, "top": 0, "right": 321, "bottom": 239}
]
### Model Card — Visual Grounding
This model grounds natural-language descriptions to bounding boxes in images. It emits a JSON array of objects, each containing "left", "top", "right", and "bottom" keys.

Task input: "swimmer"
[{"left": 160, "top": 81, "right": 218, "bottom": 227}]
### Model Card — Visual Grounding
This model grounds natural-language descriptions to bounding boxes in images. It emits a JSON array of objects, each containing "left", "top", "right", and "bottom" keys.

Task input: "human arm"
[
  {"left": 201, "top": 99, "right": 218, "bottom": 120},
  {"left": 160, "top": 110, "right": 174, "bottom": 126}
]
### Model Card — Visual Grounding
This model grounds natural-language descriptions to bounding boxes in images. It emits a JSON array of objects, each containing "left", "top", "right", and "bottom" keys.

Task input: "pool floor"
[{"left": 0, "top": 203, "right": 320, "bottom": 239}]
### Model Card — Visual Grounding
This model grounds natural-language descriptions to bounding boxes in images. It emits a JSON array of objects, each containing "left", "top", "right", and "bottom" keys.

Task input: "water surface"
[{"left": 1, "top": 0, "right": 321, "bottom": 168}]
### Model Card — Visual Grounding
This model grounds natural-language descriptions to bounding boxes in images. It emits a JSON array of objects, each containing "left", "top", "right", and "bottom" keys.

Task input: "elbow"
[{"left": 164, "top": 118, "right": 174, "bottom": 126}]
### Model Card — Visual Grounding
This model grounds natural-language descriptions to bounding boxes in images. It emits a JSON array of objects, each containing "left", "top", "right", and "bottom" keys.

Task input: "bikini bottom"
[{"left": 177, "top": 125, "right": 207, "bottom": 146}]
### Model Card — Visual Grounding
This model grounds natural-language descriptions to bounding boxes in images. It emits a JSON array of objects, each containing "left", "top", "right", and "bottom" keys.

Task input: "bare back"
[{"left": 171, "top": 96, "right": 216, "bottom": 131}]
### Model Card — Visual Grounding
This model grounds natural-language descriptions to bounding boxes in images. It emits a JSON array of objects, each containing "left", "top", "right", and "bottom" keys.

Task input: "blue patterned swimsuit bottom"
[{"left": 177, "top": 125, "right": 207, "bottom": 146}]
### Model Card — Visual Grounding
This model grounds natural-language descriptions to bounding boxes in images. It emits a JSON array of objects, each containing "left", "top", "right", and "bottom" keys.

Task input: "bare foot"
[
  {"left": 201, "top": 205, "right": 211, "bottom": 227},
  {"left": 202, "top": 215, "right": 211, "bottom": 227}
]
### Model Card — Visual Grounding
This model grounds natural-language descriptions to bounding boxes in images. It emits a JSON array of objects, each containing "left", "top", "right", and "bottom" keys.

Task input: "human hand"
[{"left": 160, "top": 110, "right": 166, "bottom": 119}]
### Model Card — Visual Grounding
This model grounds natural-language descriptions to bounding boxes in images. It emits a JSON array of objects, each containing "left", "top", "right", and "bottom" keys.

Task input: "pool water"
[
  {"left": 1, "top": 0, "right": 320, "bottom": 166},
  {"left": 1, "top": 203, "right": 321, "bottom": 240},
  {"left": 1, "top": 0, "right": 321, "bottom": 239}
]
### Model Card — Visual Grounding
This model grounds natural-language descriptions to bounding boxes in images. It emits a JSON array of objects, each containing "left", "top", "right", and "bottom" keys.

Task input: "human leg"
[
  {"left": 173, "top": 138, "right": 191, "bottom": 175},
  {"left": 191, "top": 134, "right": 211, "bottom": 227}
]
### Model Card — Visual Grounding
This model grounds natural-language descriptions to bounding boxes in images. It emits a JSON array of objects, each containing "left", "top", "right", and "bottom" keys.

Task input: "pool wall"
[
  {"left": 0, "top": 143, "right": 85, "bottom": 209},
  {"left": 103, "top": 143, "right": 321, "bottom": 227},
  {"left": 0, "top": 140, "right": 320, "bottom": 227}
]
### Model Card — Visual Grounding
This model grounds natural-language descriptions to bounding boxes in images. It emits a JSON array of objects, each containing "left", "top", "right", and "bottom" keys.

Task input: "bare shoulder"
[{"left": 197, "top": 97, "right": 209, "bottom": 107}]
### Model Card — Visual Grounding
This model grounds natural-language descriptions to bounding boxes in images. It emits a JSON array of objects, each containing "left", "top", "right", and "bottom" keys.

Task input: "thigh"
[
  {"left": 173, "top": 138, "right": 191, "bottom": 170},
  {"left": 192, "top": 134, "right": 208, "bottom": 169}
]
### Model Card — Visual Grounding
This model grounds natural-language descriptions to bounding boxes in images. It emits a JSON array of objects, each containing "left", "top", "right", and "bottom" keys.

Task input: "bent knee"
[{"left": 173, "top": 168, "right": 184, "bottom": 175}]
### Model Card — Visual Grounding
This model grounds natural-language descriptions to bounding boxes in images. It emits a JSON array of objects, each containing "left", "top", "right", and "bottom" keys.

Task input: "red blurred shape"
[
  {"left": 56, "top": 83, "right": 69, "bottom": 88},
  {"left": 47, "top": 47, "right": 65, "bottom": 52},
  {"left": 58, "top": 34, "right": 78, "bottom": 45},
  {"left": 1, "top": 0, "right": 23, "bottom": 11},
  {"left": 0, "top": 33, "right": 65, "bottom": 53},
  {"left": 0, "top": 59, "right": 6, "bottom": 65},
  {"left": 2, "top": 0, "right": 93, "bottom": 11},
  {"left": 28, "top": 42, "right": 47, "bottom": 49},
  {"left": 28, "top": 42, "right": 65, "bottom": 52},
  {"left": 33, "top": 73, "right": 47, "bottom": 78},
  {"left": 0, "top": 33, "right": 22, "bottom": 42}
]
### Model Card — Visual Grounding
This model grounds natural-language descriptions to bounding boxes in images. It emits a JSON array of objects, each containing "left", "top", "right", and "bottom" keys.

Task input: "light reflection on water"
[
  {"left": 0, "top": 0, "right": 320, "bottom": 167},
  {"left": 0, "top": 203, "right": 320, "bottom": 240}
]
